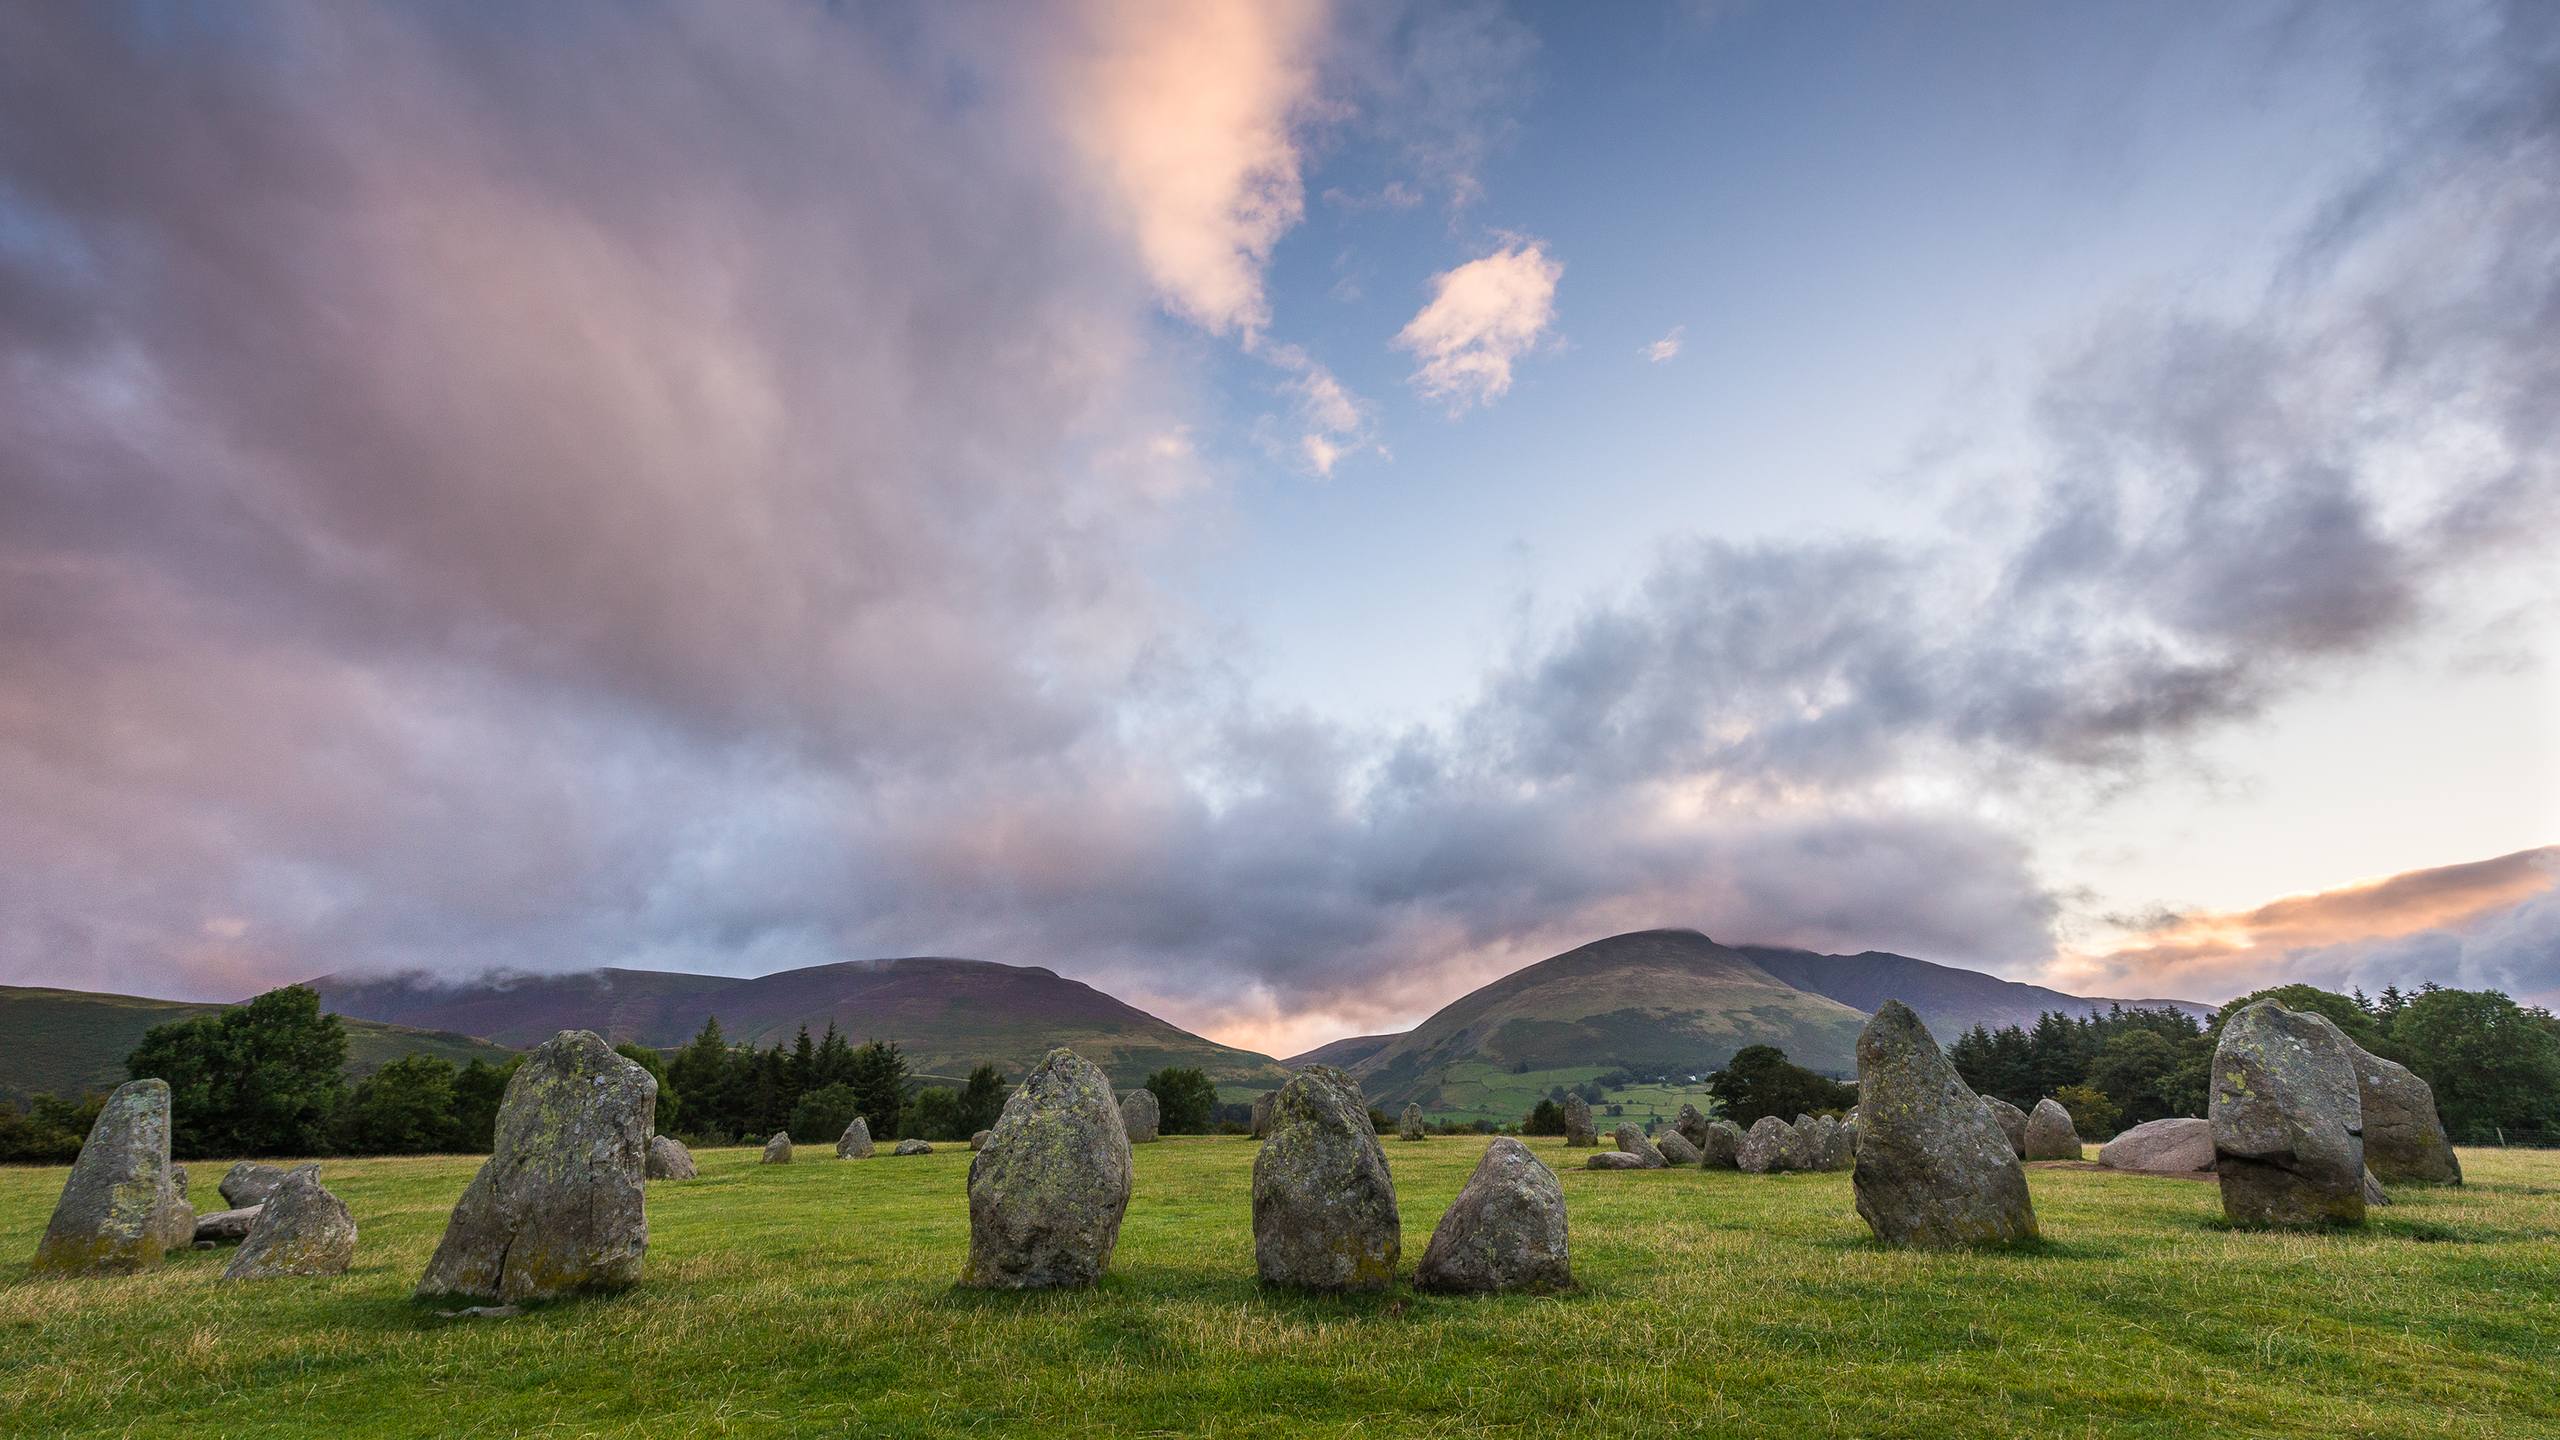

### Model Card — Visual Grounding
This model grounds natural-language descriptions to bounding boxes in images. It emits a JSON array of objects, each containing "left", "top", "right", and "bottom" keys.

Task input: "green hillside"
[{"left": 0, "top": 985, "right": 516, "bottom": 1105}]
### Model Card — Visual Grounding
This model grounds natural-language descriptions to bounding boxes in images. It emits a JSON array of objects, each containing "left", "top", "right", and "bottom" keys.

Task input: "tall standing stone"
[
  {"left": 1983, "top": 1097, "right": 2029, "bottom": 1156},
  {"left": 1562, "top": 1092, "right": 1597, "bottom": 1147},
  {"left": 1415, "top": 1137, "right": 1572, "bottom": 1294},
  {"left": 1699, "top": 1118, "right": 1745, "bottom": 1170},
  {"left": 416, "top": 1030, "right": 655, "bottom": 1303},
  {"left": 2304, "top": 1017, "right": 2461, "bottom": 1186},
  {"left": 223, "top": 1168, "right": 356, "bottom": 1281},
  {"left": 836, "top": 1117, "right": 874, "bottom": 1159},
  {"left": 1852, "top": 1001, "right": 2038, "bottom": 1248},
  {"left": 2022, "top": 1099, "right": 2082, "bottom": 1160},
  {"left": 1613, "top": 1123, "right": 1667, "bottom": 1169},
  {"left": 2210, "top": 1000, "right": 2366, "bottom": 1228},
  {"left": 1120, "top": 1088, "right": 1161, "bottom": 1144},
  {"left": 963, "top": 1048, "right": 1133, "bottom": 1290},
  {"left": 646, "top": 1135, "right": 697, "bottom": 1180},
  {"left": 1398, "top": 1103, "right": 1426, "bottom": 1141},
  {"left": 31, "top": 1078, "right": 185, "bottom": 1276},
  {"left": 1252, "top": 1066, "right": 1398, "bottom": 1291}
]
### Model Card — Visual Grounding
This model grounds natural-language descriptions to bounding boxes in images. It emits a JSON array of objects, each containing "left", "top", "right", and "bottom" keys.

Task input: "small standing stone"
[
  {"left": 221, "top": 1161, "right": 290, "bottom": 1209},
  {"left": 1398, "top": 1103, "right": 1426, "bottom": 1141},
  {"left": 1673, "top": 1104, "right": 1712, "bottom": 1149},
  {"left": 2211, "top": 1000, "right": 2366, "bottom": 1228},
  {"left": 1698, "top": 1119, "right": 1745, "bottom": 1170},
  {"left": 2022, "top": 1099, "right": 2082, "bottom": 1160},
  {"left": 1250, "top": 1092, "right": 1276, "bottom": 1139},
  {"left": 1251, "top": 1066, "right": 1399, "bottom": 1291},
  {"left": 1654, "top": 1128, "right": 1702, "bottom": 1166},
  {"left": 646, "top": 1135, "right": 697, "bottom": 1180},
  {"left": 1851, "top": 1001, "right": 2038, "bottom": 1248},
  {"left": 1562, "top": 1093, "right": 1597, "bottom": 1147},
  {"left": 1984, "top": 1097, "right": 2029, "bottom": 1156},
  {"left": 895, "top": 1138, "right": 933, "bottom": 1156},
  {"left": 2098, "top": 1117, "right": 2216, "bottom": 1174},
  {"left": 761, "top": 1131, "right": 793, "bottom": 1164},
  {"left": 1613, "top": 1123, "right": 1668, "bottom": 1169},
  {"left": 31, "top": 1078, "right": 186, "bottom": 1276},
  {"left": 2308, "top": 1017, "right": 2462, "bottom": 1186},
  {"left": 224, "top": 1168, "right": 356, "bottom": 1281},
  {"left": 1736, "top": 1115, "right": 1793, "bottom": 1174},
  {"left": 1121, "top": 1088, "right": 1161, "bottom": 1144},
  {"left": 837, "top": 1118, "right": 875, "bottom": 1158},
  {"left": 970, "top": 1130, "right": 993, "bottom": 1151},
  {"left": 962, "top": 1048, "right": 1133, "bottom": 1290},
  {"left": 1415, "top": 1137, "right": 1572, "bottom": 1294}
]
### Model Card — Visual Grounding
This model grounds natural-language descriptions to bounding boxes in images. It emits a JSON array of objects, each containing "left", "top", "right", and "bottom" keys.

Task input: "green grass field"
[{"left": 5, "top": 1139, "right": 2557, "bottom": 1438}]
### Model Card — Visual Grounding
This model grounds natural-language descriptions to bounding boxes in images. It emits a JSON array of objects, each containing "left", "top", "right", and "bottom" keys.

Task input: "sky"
[{"left": 2, "top": 1, "right": 2554, "bottom": 1059}]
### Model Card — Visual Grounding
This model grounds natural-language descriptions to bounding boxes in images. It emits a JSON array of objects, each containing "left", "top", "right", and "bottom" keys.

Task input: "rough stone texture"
[
  {"left": 1398, "top": 1103, "right": 1426, "bottom": 1141},
  {"left": 221, "top": 1161, "right": 290, "bottom": 1209},
  {"left": 1836, "top": 1119, "right": 1860, "bottom": 1164},
  {"left": 1736, "top": 1115, "right": 1794, "bottom": 1174},
  {"left": 2308, "top": 1018, "right": 2462, "bottom": 1186},
  {"left": 963, "top": 1048, "right": 1133, "bottom": 1290},
  {"left": 1808, "top": 1116, "right": 1855, "bottom": 1172},
  {"left": 645, "top": 1135, "right": 697, "bottom": 1180},
  {"left": 32, "top": 1078, "right": 186, "bottom": 1276},
  {"left": 761, "top": 1132, "right": 792, "bottom": 1164},
  {"left": 2023, "top": 1099, "right": 2083, "bottom": 1160},
  {"left": 2211, "top": 1000, "right": 2367, "bottom": 1228},
  {"left": 1983, "top": 1097, "right": 2029, "bottom": 1157},
  {"left": 1415, "top": 1137, "right": 1572, "bottom": 1294},
  {"left": 2364, "top": 1168, "right": 2391, "bottom": 1207},
  {"left": 1699, "top": 1119, "right": 1745, "bottom": 1170},
  {"left": 1780, "top": 1116, "right": 1828, "bottom": 1172},
  {"left": 1251, "top": 1066, "right": 1399, "bottom": 1291},
  {"left": 2098, "top": 1117, "right": 2216, "bottom": 1174},
  {"left": 1852, "top": 1001, "right": 2039, "bottom": 1248},
  {"left": 1654, "top": 1129, "right": 1702, "bottom": 1166},
  {"left": 1613, "top": 1124, "right": 1668, "bottom": 1169},
  {"left": 836, "top": 1118, "right": 874, "bottom": 1159},
  {"left": 895, "top": 1138, "right": 933, "bottom": 1155},
  {"left": 1251, "top": 1092, "right": 1276, "bottom": 1140},
  {"left": 1121, "top": 1088, "right": 1161, "bottom": 1144},
  {"left": 970, "top": 1130, "right": 993, "bottom": 1151},
  {"left": 415, "top": 1030, "right": 655, "bottom": 1303},
  {"left": 148, "top": 1162, "right": 196, "bottom": 1258},
  {"left": 1562, "top": 1092, "right": 1597, "bottom": 1147},
  {"left": 1585, "top": 1151, "right": 1650, "bottom": 1170},
  {"left": 224, "top": 1168, "right": 356, "bottom": 1281},
  {"left": 1674, "top": 1104, "right": 1712, "bottom": 1149},
  {"left": 196, "top": 1206, "right": 262, "bottom": 1244}
]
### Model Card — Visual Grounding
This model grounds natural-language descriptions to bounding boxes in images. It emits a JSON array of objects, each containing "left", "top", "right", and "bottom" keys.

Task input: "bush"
[
  {"left": 1703, "top": 1045, "right": 1856, "bottom": 1126},
  {"left": 1523, "top": 1098, "right": 1566, "bottom": 1135},
  {"left": 789, "top": 1082, "right": 864, "bottom": 1144},
  {"left": 906, "top": 1086, "right": 966, "bottom": 1141},
  {"left": 334, "top": 1055, "right": 462, "bottom": 1154},
  {"left": 0, "top": 1092, "right": 102, "bottom": 1164},
  {"left": 1142, "top": 1066, "right": 1217, "bottom": 1134},
  {"left": 2054, "top": 1082, "right": 2118, "bottom": 1141}
]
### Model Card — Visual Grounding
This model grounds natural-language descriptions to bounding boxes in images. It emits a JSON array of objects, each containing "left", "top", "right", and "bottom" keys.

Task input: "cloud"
[
  {"left": 1393, "top": 240, "right": 1562, "bottom": 411},
  {"left": 1260, "top": 343, "right": 1378, "bottom": 476},
  {"left": 1645, "top": 326, "right": 1685, "bottom": 363}
]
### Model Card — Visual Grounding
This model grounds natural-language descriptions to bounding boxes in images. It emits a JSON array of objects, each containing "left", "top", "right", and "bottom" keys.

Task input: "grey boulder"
[
  {"left": 2211, "top": 1000, "right": 2367, "bottom": 1228},
  {"left": 1673, "top": 1104, "right": 1711, "bottom": 1149},
  {"left": 2023, "top": 1099, "right": 2083, "bottom": 1160},
  {"left": 837, "top": 1118, "right": 874, "bottom": 1158},
  {"left": 1698, "top": 1119, "right": 1745, "bottom": 1170},
  {"left": 1654, "top": 1128, "right": 1702, "bottom": 1166},
  {"left": 2315, "top": 1020, "right": 2461, "bottom": 1186},
  {"left": 1562, "top": 1092, "right": 1597, "bottom": 1147},
  {"left": 1736, "top": 1115, "right": 1793, "bottom": 1174},
  {"left": 645, "top": 1135, "right": 697, "bottom": 1180},
  {"left": 1251, "top": 1066, "right": 1399, "bottom": 1291},
  {"left": 963, "top": 1048, "right": 1133, "bottom": 1290},
  {"left": 970, "top": 1130, "right": 993, "bottom": 1151},
  {"left": 1250, "top": 1091, "right": 1276, "bottom": 1140},
  {"left": 1983, "top": 1097, "right": 2029, "bottom": 1156},
  {"left": 1613, "top": 1124, "right": 1668, "bottom": 1169},
  {"left": 32, "top": 1078, "right": 187, "bottom": 1276},
  {"left": 1852, "top": 1001, "right": 2039, "bottom": 1248},
  {"left": 1398, "top": 1102, "right": 1426, "bottom": 1141},
  {"left": 196, "top": 1206, "right": 262, "bottom": 1244},
  {"left": 1415, "top": 1137, "right": 1571, "bottom": 1294},
  {"left": 2098, "top": 1117, "right": 2216, "bottom": 1174},
  {"left": 895, "top": 1138, "right": 933, "bottom": 1156},
  {"left": 1120, "top": 1088, "right": 1161, "bottom": 1144},
  {"left": 415, "top": 1030, "right": 655, "bottom": 1303},
  {"left": 761, "top": 1132, "right": 792, "bottom": 1164},
  {"left": 224, "top": 1168, "right": 356, "bottom": 1280},
  {"left": 221, "top": 1161, "right": 291, "bottom": 1209},
  {"left": 1585, "top": 1151, "right": 1650, "bottom": 1170}
]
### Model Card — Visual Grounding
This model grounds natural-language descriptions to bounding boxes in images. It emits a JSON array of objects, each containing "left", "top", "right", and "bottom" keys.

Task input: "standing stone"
[
  {"left": 1398, "top": 1103, "right": 1426, "bottom": 1141},
  {"left": 1251, "top": 1066, "right": 1398, "bottom": 1291},
  {"left": 1699, "top": 1119, "right": 1745, "bottom": 1170},
  {"left": 1613, "top": 1123, "right": 1667, "bottom": 1169},
  {"left": 963, "top": 1048, "right": 1133, "bottom": 1290},
  {"left": 1250, "top": 1091, "right": 1277, "bottom": 1140},
  {"left": 221, "top": 1161, "right": 290, "bottom": 1209},
  {"left": 148, "top": 1161, "right": 196, "bottom": 1257},
  {"left": 761, "top": 1132, "right": 793, "bottom": 1164},
  {"left": 1781, "top": 1116, "right": 1829, "bottom": 1172},
  {"left": 1852, "top": 1001, "right": 2038, "bottom": 1248},
  {"left": 1655, "top": 1128, "right": 1702, "bottom": 1166},
  {"left": 2211, "top": 1000, "right": 2366, "bottom": 1228},
  {"left": 224, "top": 1168, "right": 356, "bottom": 1281},
  {"left": 1585, "top": 1151, "right": 1649, "bottom": 1170},
  {"left": 1415, "top": 1137, "right": 1572, "bottom": 1294},
  {"left": 1736, "top": 1115, "right": 1794, "bottom": 1174},
  {"left": 1121, "top": 1088, "right": 1161, "bottom": 1144},
  {"left": 1673, "top": 1104, "right": 1711, "bottom": 1149},
  {"left": 2307, "top": 1018, "right": 2462, "bottom": 1186},
  {"left": 415, "top": 1030, "right": 655, "bottom": 1304},
  {"left": 31, "top": 1078, "right": 185, "bottom": 1276},
  {"left": 1809, "top": 1115, "right": 1855, "bottom": 1172},
  {"left": 1562, "top": 1093, "right": 1597, "bottom": 1147},
  {"left": 1834, "top": 1119, "right": 1860, "bottom": 1166},
  {"left": 970, "top": 1130, "right": 993, "bottom": 1151},
  {"left": 2098, "top": 1117, "right": 2216, "bottom": 1174},
  {"left": 645, "top": 1135, "right": 697, "bottom": 1180},
  {"left": 836, "top": 1117, "right": 874, "bottom": 1159},
  {"left": 1983, "top": 1097, "right": 2029, "bottom": 1156},
  {"left": 894, "top": 1138, "right": 933, "bottom": 1155},
  {"left": 2023, "top": 1099, "right": 2083, "bottom": 1160}
]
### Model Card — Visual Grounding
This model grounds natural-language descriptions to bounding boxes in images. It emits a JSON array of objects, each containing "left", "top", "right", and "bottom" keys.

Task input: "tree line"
[{"left": 0, "top": 985, "right": 1228, "bottom": 1161}]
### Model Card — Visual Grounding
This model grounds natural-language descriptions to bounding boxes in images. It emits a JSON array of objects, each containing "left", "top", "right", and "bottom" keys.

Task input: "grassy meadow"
[{"left": 5, "top": 1137, "right": 2557, "bottom": 1438}]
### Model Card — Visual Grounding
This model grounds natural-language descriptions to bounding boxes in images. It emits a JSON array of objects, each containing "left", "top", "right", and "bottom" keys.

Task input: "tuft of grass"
[{"left": 3, "top": 1141, "right": 2557, "bottom": 1437}]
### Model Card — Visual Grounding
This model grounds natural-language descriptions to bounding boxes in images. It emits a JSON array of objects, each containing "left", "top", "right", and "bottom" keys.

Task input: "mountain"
[
  {"left": 1348, "top": 930, "right": 1872, "bottom": 1109},
  {"left": 1282, "top": 1033, "right": 1402, "bottom": 1070},
  {"left": 309, "top": 956, "right": 1291, "bottom": 1093},
  {"left": 1738, "top": 946, "right": 2218, "bottom": 1041},
  {"left": 0, "top": 984, "right": 517, "bottom": 1105}
]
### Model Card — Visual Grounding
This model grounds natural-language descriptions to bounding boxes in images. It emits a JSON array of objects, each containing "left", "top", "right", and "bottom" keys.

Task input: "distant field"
[
  {"left": 6, "top": 1139, "right": 2555, "bottom": 1437},
  {"left": 1418, "top": 1060, "right": 1721, "bottom": 1128}
]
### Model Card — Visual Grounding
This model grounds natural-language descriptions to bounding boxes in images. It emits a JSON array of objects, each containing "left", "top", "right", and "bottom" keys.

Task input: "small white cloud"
[
  {"left": 1263, "top": 343, "right": 1378, "bottom": 477},
  {"left": 1645, "top": 325, "right": 1684, "bottom": 363},
  {"left": 1394, "top": 240, "right": 1561, "bottom": 411}
]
